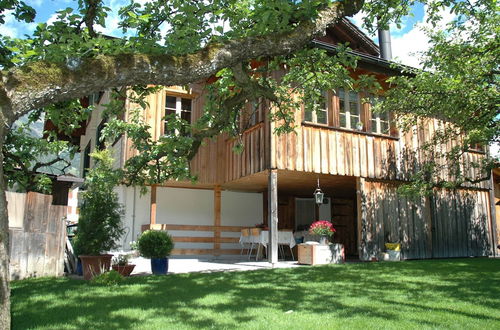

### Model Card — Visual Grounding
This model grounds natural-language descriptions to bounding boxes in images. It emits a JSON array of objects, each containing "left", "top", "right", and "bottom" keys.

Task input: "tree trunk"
[{"left": 0, "top": 120, "right": 10, "bottom": 329}]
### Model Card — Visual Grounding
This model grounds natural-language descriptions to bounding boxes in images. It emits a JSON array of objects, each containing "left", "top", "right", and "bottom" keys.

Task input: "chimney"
[{"left": 378, "top": 29, "right": 392, "bottom": 60}]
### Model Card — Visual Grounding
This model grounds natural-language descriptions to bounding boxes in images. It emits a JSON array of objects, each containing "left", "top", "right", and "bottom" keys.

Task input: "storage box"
[{"left": 298, "top": 243, "right": 344, "bottom": 265}]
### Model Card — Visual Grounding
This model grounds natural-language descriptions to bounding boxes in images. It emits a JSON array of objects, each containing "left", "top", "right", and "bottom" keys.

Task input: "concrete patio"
[{"left": 128, "top": 256, "right": 303, "bottom": 275}]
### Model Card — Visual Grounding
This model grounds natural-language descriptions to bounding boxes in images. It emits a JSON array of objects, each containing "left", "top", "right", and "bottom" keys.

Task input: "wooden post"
[
  {"left": 488, "top": 176, "right": 498, "bottom": 257},
  {"left": 356, "top": 178, "right": 363, "bottom": 259},
  {"left": 149, "top": 185, "right": 157, "bottom": 226},
  {"left": 268, "top": 169, "right": 278, "bottom": 264},
  {"left": 214, "top": 186, "right": 222, "bottom": 256}
]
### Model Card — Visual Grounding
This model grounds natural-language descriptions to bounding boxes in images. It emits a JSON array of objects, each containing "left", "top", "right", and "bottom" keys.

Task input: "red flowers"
[{"left": 309, "top": 220, "right": 336, "bottom": 237}]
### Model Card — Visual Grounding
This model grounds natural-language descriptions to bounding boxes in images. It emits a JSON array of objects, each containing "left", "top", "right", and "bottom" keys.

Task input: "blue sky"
[{"left": 5, "top": 1, "right": 446, "bottom": 68}]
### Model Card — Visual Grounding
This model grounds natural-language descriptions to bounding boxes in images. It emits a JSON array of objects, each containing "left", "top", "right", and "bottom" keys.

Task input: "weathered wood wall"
[
  {"left": 142, "top": 224, "right": 244, "bottom": 256},
  {"left": 273, "top": 119, "right": 488, "bottom": 189},
  {"left": 8, "top": 192, "right": 67, "bottom": 280},
  {"left": 359, "top": 179, "right": 491, "bottom": 260}
]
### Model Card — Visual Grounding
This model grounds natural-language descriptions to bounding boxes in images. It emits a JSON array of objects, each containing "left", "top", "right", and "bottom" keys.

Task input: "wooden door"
[{"left": 331, "top": 198, "right": 357, "bottom": 257}]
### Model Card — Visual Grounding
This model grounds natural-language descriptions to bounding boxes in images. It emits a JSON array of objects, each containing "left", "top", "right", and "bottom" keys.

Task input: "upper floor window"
[
  {"left": 338, "top": 88, "right": 361, "bottom": 130},
  {"left": 304, "top": 91, "right": 328, "bottom": 125},
  {"left": 164, "top": 95, "right": 192, "bottom": 135},
  {"left": 369, "top": 96, "right": 390, "bottom": 135}
]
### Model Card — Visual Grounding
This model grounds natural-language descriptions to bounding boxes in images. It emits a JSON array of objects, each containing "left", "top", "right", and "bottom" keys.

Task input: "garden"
[{"left": 12, "top": 258, "right": 500, "bottom": 329}]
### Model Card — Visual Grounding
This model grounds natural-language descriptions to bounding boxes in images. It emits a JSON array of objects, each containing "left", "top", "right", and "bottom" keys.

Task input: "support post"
[
  {"left": 488, "top": 176, "right": 498, "bottom": 257},
  {"left": 268, "top": 169, "right": 278, "bottom": 264},
  {"left": 149, "top": 185, "right": 157, "bottom": 226},
  {"left": 214, "top": 186, "right": 222, "bottom": 256}
]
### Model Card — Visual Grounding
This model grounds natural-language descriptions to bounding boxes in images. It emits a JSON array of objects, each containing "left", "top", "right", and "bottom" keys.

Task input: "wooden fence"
[
  {"left": 8, "top": 191, "right": 67, "bottom": 280},
  {"left": 359, "top": 179, "right": 491, "bottom": 260}
]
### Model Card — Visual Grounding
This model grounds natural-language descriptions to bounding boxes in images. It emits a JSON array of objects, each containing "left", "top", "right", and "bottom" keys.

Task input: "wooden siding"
[
  {"left": 273, "top": 119, "right": 488, "bottom": 189},
  {"left": 8, "top": 192, "right": 67, "bottom": 280},
  {"left": 123, "top": 88, "right": 488, "bottom": 193},
  {"left": 142, "top": 223, "right": 245, "bottom": 256},
  {"left": 359, "top": 179, "right": 491, "bottom": 260}
]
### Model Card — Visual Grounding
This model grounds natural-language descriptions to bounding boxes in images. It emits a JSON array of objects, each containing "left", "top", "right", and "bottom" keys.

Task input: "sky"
[{"left": 3, "top": 1, "right": 450, "bottom": 69}]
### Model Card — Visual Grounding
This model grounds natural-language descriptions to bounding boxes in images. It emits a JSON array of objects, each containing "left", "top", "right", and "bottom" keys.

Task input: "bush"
[
  {"left": 91, "top": 270, "right": 123, "bottom": 286},
  {"left": 137, "top": 230, "right": 174, "bottom": 259},
  {"left": 73, "top": 150, "right": 124, "bottom": 256}
]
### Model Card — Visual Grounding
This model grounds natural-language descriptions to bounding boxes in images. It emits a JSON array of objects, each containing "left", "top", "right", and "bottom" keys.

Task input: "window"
[
  {"left": 164, "top": 95, "right": 192, "bottom": 135},
  {"left": 304, "top": 91, "right": 328, "bottom": 125},
  {"left": 82, "top": 142, "right": 91, "bottom": 178},
  {"left": 338, "top": 88, "right": 361, "bottom": 130},
  {"left": 96, "top": 119, "right": 106, "bottom": 150},
  {"left": 369, "top": 96, "right": 390, "bottom": 135}
]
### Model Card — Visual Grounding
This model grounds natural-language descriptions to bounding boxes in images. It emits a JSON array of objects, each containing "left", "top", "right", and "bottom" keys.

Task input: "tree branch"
[{"left": 0, "top": 1, "right": 363, "bottom": 122}]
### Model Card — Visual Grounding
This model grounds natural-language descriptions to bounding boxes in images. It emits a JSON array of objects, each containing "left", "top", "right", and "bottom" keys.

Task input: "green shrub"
[
  {"left": 137, "top": 230, "right": 174, "bottom": 259},
  {"left": 73, "top": 150, "right": 124, "bottom": 256},
  {"left": 91, "top": 270, "right": 123, "bottom": 286}
]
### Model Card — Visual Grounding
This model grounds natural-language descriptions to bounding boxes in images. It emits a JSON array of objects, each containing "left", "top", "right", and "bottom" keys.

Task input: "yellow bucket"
[{"left": 385, "top": 243, "right": 401, "bottom": 251}]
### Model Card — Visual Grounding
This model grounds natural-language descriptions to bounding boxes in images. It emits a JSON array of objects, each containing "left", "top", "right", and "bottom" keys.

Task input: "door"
[{"left": 331, "top": 198, "right": 357, "bottom": 257}]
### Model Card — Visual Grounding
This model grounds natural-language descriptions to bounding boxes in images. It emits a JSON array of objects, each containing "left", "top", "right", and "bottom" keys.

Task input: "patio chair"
[
  {"left": 240, "top": 228, "right": 251, "bottom": 257},
  {"left": 249, "top": 228, "right": 262, "bottom": 260}
]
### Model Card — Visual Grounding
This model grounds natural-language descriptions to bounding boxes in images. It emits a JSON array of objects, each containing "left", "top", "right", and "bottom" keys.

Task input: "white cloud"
[
  {"left": 0, "top": 11, "right": 20, "bottom": 38},
  {"left": 391, "top": 5, "right": 455, "bottom": 67}
]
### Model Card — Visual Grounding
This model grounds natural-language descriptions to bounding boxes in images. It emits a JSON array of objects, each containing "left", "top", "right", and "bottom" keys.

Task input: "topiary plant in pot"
[
  {"left": 137, "top": 230, "right": 174, "bottom": 275},
  {"left": 73, "top": 150, "right": 124, "bottom": 280}
]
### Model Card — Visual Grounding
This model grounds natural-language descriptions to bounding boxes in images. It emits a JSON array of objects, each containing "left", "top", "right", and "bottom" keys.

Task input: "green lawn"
[{"left": 12, "top": 258, "right": 500, "bottom": 329}]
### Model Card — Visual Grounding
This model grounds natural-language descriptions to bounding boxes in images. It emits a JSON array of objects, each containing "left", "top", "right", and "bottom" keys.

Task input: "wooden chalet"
[{"left": 77, "top": 19, "right": 498, "bottom": 261}]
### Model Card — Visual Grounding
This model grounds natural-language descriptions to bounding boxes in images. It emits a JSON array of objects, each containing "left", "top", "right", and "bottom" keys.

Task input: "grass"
[{"left": 12, "top": 258, "right": 500, "bottom": 329}]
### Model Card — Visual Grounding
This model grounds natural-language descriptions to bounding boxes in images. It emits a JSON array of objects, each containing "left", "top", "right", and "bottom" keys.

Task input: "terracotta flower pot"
[
  {"left": 79, "top": 254, "right": 113, "bottom": 280},
  {"left": 112, "top": 264, "right": 136, "bottom": 277}
]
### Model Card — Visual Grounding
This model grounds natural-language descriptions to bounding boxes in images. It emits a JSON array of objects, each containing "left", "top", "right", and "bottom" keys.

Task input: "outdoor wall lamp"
[{"left": 314, "top": 178, "right": 324, "bottom": 205}]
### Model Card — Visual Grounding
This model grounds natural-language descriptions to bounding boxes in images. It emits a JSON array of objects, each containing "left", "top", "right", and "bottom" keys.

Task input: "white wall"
[
  {"left": 117, "top": 187, "right": 264, "bottom": 253},
  {"left": 117, "top": 185, "right": 151, "bottom": 250},
  {"left": 156, "top": 187, "right": 214, "bottom": 225},
  {"left": 221, "top": 191, "right": 263, "bottom": 250}
]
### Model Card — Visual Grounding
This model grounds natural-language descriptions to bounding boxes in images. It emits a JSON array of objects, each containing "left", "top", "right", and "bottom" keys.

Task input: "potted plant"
[
  {"left": 137, "top": 230, "right": 174, "bottom": 275},
  {"left": 309, "top": 220, "right": 336, "bottom": 245},
  {"left": 112, "top": 255, "right": 136, "bottom": 276},
  {"left": 73, "top": 150, "right": 124, "bottom": 280}
]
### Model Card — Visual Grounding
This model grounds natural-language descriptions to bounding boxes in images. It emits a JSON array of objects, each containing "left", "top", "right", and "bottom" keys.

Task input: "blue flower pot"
[
  {"left": 151, "top": 258, "right": 169, "bottom": 275},
  {"left": 76, "top": 259, "right": 83, "bottom": 276}
]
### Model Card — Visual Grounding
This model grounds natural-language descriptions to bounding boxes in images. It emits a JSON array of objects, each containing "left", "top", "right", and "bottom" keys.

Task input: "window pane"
[
  {"left": 181, "top": 98, "right": 192, "bottom": 111},
  {"left": 317, "top": 109, "right": 327, "bottom": 124},
  {"left": 349, "top": 91, "right": 359, "bottom": 115},
  {"left": 181, "top": 110, "right": 191, "bottom": 123},
  {"left": 166, "top": 96, "right": 176, "bottom": 109},
  {"left": 379, "top": 111, "right": 389, "bottom": 121},
  {"left": 350, "top": 115, "right": 360, "bottom": 129},
  {"left": 381, "top": 121, "right": 390, "bottom": 134},
  {"left": 304, "top": 108, "right": 313, "bottom": 122},
  {"left": 340, "top": 113, "right": 347, "bottom": 128},
  {"left": 371, "top": 119, "right": 378, "bottom": 133}
]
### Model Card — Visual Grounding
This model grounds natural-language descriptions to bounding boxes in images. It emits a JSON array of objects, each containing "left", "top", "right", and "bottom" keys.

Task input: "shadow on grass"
[{"left": 11, "top": 258, "right": 500, "bottom": 329}]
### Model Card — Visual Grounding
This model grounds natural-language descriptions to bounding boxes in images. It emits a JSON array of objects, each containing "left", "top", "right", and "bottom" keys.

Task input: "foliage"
[
  {"left": 137, "top": 230, "right": 174, "bottom": 259},
  {"left": 3, "top": 109, "right": 83, "bottom": 193},
  {"left": 379, "top": 0, "right": 499, "bottom": 195},
  {"left": 90, "top": 270, "right": 123, "bottom": 286},
  {"left": 73, "top": 150, "right": 124, "bottom": 256},
  {"left": 309, "top": 220, "right": 336, "bottom": 237},
  {"left": 11, "top": 259, "right": 500, "bottom": 329},
  {"left": 0, "top": 0, "right": 495, "bottom": 193}
]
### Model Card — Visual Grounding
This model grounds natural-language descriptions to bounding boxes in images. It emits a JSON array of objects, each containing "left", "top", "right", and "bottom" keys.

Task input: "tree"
[{"left": 0, "top": 0, "right": 497, "bottom": 328}]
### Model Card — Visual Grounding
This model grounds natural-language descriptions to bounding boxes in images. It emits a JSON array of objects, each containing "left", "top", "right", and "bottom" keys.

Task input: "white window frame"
[
  {"left": 304, "top": 91, "right": 328, "bottom": 125},
  {"left": 338, "top": 88, "right": 361, "bottom": 130},
  {"left": 369, "top": 96, "right": 390, "bottom": 135},
  {"left": 164, "top": 95, "right": 192, "bottom": 135}
]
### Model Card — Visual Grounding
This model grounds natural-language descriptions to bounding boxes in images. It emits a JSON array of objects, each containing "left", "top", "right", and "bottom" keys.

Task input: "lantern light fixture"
[{"left": 314, "top": 178, "right": 324, "bottom": 205}]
